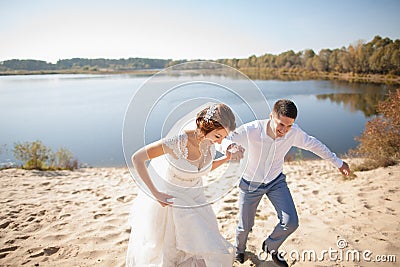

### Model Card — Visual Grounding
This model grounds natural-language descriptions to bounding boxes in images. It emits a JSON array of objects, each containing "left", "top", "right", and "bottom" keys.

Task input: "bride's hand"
[{"left": 153, "top": 191, "right": 175, "bottom": 207}]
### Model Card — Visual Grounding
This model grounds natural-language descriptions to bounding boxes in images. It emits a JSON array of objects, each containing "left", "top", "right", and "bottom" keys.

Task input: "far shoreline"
[{"left": 1, "top": 69, "right": 399, "bottom": 85}]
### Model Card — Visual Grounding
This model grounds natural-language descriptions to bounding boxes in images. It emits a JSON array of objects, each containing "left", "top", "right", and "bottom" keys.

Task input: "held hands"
[
  {"left": 153, "top": 191, "right": 175, "bottom": 207},
  {"left": 226, "top": 143, "right": 245, "bottom": 162},
  {"left": 338, "top": 161, "right": 351, "bottom": 176}
]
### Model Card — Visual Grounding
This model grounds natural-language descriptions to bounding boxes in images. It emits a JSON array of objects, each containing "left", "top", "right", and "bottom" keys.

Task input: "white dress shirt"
[{"left": 223, "top": 119, "right": 343, "bottom": 184}]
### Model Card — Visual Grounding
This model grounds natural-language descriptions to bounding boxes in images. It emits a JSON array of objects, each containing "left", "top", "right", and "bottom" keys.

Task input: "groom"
[{"left": 225, "top": 99, "right": 350, "bottom": 266}]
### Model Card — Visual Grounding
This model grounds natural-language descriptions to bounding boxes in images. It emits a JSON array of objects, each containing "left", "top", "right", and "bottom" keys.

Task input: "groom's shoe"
[
  {"left": 261, "top": 240, "right": 289, "bottom": 267},
  {"left": 235, "top": 252, "right": 245, "bottom": 264}
]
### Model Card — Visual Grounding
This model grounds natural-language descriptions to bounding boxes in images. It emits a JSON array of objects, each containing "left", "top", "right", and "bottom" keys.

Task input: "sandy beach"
[{"left": 1, "top": 159, "right": 399, "bottom": 267}]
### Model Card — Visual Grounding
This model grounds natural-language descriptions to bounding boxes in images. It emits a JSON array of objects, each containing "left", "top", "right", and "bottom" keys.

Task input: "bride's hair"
[{"left": 196, "top": 103, "right": 236, "bottom": 136}]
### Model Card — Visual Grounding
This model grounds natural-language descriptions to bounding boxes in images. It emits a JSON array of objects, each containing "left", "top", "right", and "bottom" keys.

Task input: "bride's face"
[{"left": 204, "top": 128, "right": 229, "bottom": 144}]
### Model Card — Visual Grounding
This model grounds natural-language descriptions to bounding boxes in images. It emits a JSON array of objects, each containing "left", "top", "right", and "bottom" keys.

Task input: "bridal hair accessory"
[{"left": 204, "top": 104, "right": 217, "bottom": 122}]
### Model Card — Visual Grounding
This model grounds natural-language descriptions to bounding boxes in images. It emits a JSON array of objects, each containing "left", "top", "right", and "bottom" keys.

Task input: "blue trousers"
[{"left": 236, "top": 174, "right": 299, "bottom": 253}]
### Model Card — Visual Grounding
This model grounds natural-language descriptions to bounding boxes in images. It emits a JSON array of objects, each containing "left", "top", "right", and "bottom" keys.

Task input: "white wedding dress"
[{"left": 126, "top": 133, "right": 235, "bottom": 267}]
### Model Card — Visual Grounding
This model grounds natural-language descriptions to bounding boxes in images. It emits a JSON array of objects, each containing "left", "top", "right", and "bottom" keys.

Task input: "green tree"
[
  {"left": 13, "top": 140, "right": 52, "bottom": 170},
  {"left": 301, "top": 49, "right": 315, "bottom": 71},
  {"left": 2, "top": 59, "right": 55, "bottom": 71},
  {"left": 50, "top": 147, "right": 78, "bottom": 170},
  {"left": 337, "top": 47, "right": 353, "bottom": 72},
  {"left": 276, "top": 50, "right": 300, "bottom": 68},
  {"left": 316, "top": 49, "right": 332, "bottom": 71},
  {"left": 13, "top": 141, "right": 78, "bottom": 170}
]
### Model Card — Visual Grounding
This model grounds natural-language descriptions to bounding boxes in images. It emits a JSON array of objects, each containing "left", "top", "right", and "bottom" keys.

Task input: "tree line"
[
  {"left": 217, "top": 35, "right": 399, "bottom": 76},
  {"left": 1, "top": 35, "right": 399, "bottom": 77},
  {"left": 0, "top": 57, "right": 170, "bottom": 71}
]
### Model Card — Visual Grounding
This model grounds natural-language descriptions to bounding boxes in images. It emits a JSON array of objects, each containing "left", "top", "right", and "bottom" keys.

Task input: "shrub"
[
  {"left": 13, "top": 141, "right": 78, "bottom": 170},
  {"left": 351, "top": 89, "right": 400, "bottom": 170},
  {"left": 50, "top": 147, "right": 78, "bottom": 170},
  {"left": 13, "top": 140, "right": 52, "bottom": 170}
]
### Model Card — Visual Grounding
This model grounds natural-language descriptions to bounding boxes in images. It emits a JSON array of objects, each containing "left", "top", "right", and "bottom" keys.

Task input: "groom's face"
[{"left": 270, "top": 113, "right": 295, "bottom": 138}]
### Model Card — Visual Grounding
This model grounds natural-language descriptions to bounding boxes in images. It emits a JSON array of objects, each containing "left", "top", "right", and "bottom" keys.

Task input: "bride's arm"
[
  {"left": 211, "top": 144, "right": 244, "bottom": 171},
  {"left": 131, "top": 140, "right": 174, "bottom": 207},
  {"left": 211, "top": 155, "right": 231, "bottom": 171}
]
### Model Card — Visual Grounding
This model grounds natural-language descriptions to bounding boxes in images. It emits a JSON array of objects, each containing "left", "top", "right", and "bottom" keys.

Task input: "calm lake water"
[{"left": 0, "top": 74, "right": 394, "bottom": 167}]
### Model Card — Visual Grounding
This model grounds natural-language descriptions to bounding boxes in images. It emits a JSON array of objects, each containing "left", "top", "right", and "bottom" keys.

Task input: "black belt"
[{"left": 242, "top": 172, "right": 283, "bottom": 187}]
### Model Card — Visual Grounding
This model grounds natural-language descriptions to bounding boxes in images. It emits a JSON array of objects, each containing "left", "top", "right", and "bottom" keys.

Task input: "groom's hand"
[
  {"left": 338, "top": 161, "right": 351, "bottom": 176},
  {"left": 226, "top": 143, "right": 245, "bottom": 162}
]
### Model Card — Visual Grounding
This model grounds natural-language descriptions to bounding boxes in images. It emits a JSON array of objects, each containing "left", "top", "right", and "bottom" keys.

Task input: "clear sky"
[{"left": 1, "top": 0, "right": 399, "bottom": 63}]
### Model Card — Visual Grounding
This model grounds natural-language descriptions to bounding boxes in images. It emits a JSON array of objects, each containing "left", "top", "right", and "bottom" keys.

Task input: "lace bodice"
[{"left": 163, "top": 132, "right": 216, "bottom": 186}]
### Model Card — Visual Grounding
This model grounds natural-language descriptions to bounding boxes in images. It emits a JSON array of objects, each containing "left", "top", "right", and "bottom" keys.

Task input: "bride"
[{"left": 126, "top": 103, "right": 243, "bottom": 267}]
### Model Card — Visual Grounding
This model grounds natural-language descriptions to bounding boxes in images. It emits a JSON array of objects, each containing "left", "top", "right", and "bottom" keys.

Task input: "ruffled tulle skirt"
[{"left": 126, "top": 191, "right": 235, "bottom": 267}]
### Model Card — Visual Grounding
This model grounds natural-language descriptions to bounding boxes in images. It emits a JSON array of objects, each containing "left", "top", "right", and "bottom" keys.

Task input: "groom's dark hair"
[{"left": 273, "top": 99, "right": 297, "bottom": 119}]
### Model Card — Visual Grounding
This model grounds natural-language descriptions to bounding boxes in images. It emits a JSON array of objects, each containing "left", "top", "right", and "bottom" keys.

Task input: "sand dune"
[{"left": 0, "top": 159, "right": 399, "bottom": 266}]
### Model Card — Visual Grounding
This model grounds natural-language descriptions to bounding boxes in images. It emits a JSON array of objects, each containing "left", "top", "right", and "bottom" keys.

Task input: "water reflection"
[
  {"left": 315, "top": 81, "right": 395, "bottom": 117},
  {"left": 316, "top": 93, "right": 386, "bottom": 117}
]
